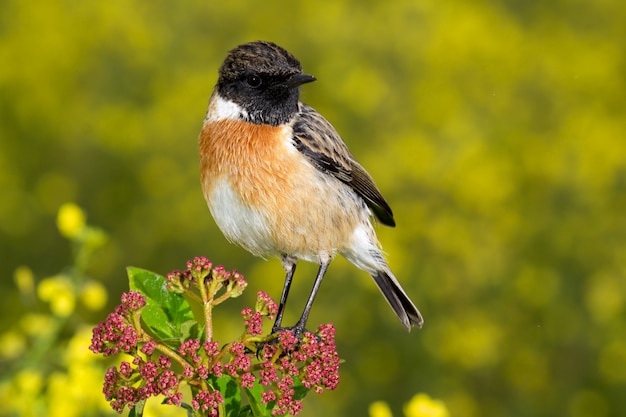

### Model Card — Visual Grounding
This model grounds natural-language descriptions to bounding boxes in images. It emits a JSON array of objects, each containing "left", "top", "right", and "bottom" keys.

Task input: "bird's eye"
[{"left": 246, "top": 74, "right": 262, "bottom": 88}]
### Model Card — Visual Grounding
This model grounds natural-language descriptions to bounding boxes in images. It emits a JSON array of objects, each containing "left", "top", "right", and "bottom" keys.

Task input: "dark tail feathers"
[{"left": 372, "top": 271, "right": 424, "bottom": 330}]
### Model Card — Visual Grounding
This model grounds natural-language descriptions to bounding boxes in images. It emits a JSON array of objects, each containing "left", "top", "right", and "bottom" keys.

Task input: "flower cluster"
[
  {"left": 90, "top": 257, "right": 341, "bottom": 416},
  {"left": 166, "top": 256, "right": 247, "bottom": 302},
  {"left": 102, "top": 354, "right": 181, "bottom": 413},
  {"left": 89, "top": 290, "right": 145, "bottom": 356},
  {"left": 89, "top": 290, "right": 183, "bottom": 411},
  {"left": 254, "top": 324, "right": 341, "bottom": 415}
]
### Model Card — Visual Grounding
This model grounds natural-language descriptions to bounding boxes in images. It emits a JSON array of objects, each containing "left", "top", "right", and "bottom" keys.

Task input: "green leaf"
[
  {"left": 243, "top": 381, "right": 273, "bottom": 417},
  {"left": 179, "top": 319, "right": 202, "bottom": 341},
  {"left": 208, "top": 374, "right": 241, "bottom": 417},
  {"left": 127, "top": 266, "right": 195, "bottom": 340},
  {"left": 160, "top": 397, "right": 196, "bottom": 417},
  {"left": 237, "top": 405, "right": 254, "bottom": 417},
  {"left": 129, "top": 400, "right": 146, "bottom": 417},
  {"left": 180, "top": 402, "right": 195, "bottom": 417},
  {"left": 292, "top": 376, "right": 310, "bottom": 401}
]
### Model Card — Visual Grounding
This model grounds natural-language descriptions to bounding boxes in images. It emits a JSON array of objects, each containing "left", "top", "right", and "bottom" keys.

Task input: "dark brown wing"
[{"left": 291, "top": 103, "right": 395, "bottom": 227}]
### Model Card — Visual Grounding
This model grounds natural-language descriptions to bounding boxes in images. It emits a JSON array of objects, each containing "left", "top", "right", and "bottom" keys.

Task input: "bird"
[{"left": 198, "top": 40, "right": 423, "bottom": 335}]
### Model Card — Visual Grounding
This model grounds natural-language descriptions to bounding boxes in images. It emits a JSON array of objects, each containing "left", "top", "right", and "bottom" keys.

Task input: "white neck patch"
[{"left": 205, "top": 94, "right": 248, "bottom": 122}]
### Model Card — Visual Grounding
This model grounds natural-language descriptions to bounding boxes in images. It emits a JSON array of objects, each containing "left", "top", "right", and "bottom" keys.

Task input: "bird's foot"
[
  {"left": 253, "top": 325, "right": 319, "bottom": 358},
  {"left": 271, "top": 324, "right": 305, "bottom": 339}
]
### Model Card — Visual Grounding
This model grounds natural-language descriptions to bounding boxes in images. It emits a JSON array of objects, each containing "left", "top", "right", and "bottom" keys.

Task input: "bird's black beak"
[{"left": 281, "top": 73, "right": 317, "bottom": 89}]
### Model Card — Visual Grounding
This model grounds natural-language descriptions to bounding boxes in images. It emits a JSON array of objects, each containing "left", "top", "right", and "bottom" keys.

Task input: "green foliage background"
[{"left": 1, "top": 0, "right": 625, "bottom": 416}]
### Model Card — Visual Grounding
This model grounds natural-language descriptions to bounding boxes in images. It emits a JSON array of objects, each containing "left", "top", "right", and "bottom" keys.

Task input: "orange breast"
[
  {"left": 199, "top": 119, "right": 300, "bottom": 207},
  {"left": 199, "top": 118, "right": 362, "bottom": 259}
]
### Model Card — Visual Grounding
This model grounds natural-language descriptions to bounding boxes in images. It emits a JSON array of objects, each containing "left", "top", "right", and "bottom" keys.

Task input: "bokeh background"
[{"left": 1, "top": 0, "right": 625, "bottom": 416}]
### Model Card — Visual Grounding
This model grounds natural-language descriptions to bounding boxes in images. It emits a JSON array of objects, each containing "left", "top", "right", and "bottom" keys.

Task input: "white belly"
[
  {"left": 208, "top": 178, "right": 276, "bottom": 257},
  {"left": 207, "top": 168, "right": 376, "bottom": 265}
]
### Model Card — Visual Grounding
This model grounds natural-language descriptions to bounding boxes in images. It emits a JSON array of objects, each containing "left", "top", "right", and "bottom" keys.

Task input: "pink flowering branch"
[{"left": 90, "top": 257, "right": 341, "bottom": 417}]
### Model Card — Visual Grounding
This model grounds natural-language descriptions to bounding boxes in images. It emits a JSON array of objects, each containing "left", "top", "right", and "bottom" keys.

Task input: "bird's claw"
[{"left": 253, "top": 325, "right": 320, "bottom": 358}]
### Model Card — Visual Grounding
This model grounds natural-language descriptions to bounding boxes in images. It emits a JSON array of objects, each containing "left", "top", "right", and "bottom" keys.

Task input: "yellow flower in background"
[
  {"left": 370, "top": 394, "right": 450, "bottom": 417},
  {"left": 16, "top": 369, "right": 43, "bottom": 396},
  {"left": 370, "top": 401, "right": 394, "bottom": 417},
  {"left": 47, "top": 368, "right": 111, "bottom": 417},
  {"left": 80, "top": 281, "right": 108, "bottom": 311},
  {"left": 65, "top": 326, "right": 98, "bottom": 364},
  {"left": 404, "top": 393, "right": 450, "bottom": 417},
  {"left": 45, "top": 327, "right": 113, "bottom": 417},
  {"left": 37, "top": 275, "right": 76, "bottom": 317},
  {"left": 13, "top": 369, "right": 44, "bottom": 401},
  {"left": 0, "top": 330, "right": 26, "bottom": 360},
  {"left": 20, "top": 313, "right": 54, "bottom": 337},
  {"left": 142, "top": 394, "right": 189, "bottom": 416},
  {"left": 56, "top": 202, "right": 86, "bottom": 238},
  {"left": 14, "top": 266, "right": 35, "bottom": 296},
  {"left": 0, "top": 369, "right": 45, "bottom": 416}
]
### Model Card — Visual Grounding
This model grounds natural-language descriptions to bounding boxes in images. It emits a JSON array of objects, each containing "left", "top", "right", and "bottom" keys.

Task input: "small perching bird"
[{"left": 199, "top": 41, "right": 423, "bottom": 335}]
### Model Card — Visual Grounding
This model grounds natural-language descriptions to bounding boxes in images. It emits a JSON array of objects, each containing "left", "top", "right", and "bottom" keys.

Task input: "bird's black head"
[{"left": 216, "top": 41, "right": 316, "bottom": 125}]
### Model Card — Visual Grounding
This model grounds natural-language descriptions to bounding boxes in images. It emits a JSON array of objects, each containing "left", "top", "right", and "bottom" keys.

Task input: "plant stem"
[
  {"left": 155, "top": 341, "right": 192, "bottom": 371},
  {"left": 205, "top": 300, "right": 213, "bottom": 342},
  {"left": 132, "top": 310, "right": 192, "bottom": 370},
  {"left": 212, "top": 291, "right": 232, "bottom": 306}
]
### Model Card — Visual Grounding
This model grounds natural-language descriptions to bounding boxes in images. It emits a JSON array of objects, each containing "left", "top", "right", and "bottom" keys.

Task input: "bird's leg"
[
  {"left": 292, "top": 259, "right": 331, "bottom": 337},
  {"left": 272, "top": 256, "right": 298, "bottom": 333}
]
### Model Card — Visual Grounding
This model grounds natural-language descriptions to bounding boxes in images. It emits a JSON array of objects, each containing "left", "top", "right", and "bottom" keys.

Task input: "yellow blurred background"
[{"left": 1, "top": 0, "right": 625, "bottom": 416}]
